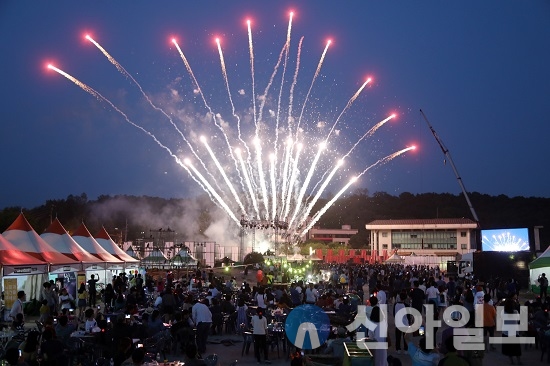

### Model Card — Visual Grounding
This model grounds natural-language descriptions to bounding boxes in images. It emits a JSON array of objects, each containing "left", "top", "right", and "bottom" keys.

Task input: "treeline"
[{"left": 1, "top": 190, "right": 549, "bottom": 249}]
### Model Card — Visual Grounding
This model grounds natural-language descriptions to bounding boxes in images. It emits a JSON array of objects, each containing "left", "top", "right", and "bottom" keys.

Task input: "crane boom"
[{"left": 420, "top": 109, "right": 480, "bottom": 225}]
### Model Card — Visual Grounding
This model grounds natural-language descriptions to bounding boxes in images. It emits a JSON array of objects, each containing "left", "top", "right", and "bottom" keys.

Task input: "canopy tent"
[
  {"left": 40, "top": 218, "right": 106, "bottom": 271},
  {"left": 385, "top": 253, "right": 405, "bottom": 264},
  {"left": 286, "top": 253, "right": 306, "bottom": 262},
  {"left": 125, "top": 246, "right": 140, "bottom": 260},
  {"left": 0, "top": 233, "right": 48, "bottom": 275},
  {"left": 306, "top": 253, "right": 323, "bottom": 261},
  {"left": 171, "top": 249, "right": 199, "bottom": 267},
  {"left": 72, "top": 223, "right": 124, "bottom": 270},
  {"left": 94, "top": 227, "right": 140, "bottom": 269},
  {"left": 529, "top": 247, "right": 550, "bottom": 292},
  {"left": 3, "top": 213, "right": 81, "bottom": 273},
  {"left": 141, "top": 248, "right": 170, "bottom": 269}
]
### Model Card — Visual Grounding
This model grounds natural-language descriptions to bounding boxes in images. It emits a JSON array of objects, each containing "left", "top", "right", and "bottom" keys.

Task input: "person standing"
[
  {"left": 409, "top": 281, "right": 425, "bottom": 314},
  {"left": 481, "top": 293, "right": 497, "bottom": 352},
  {"left": 393, "top": 292, "right": 409, "bottom": 354},
  {"left": 305, "top": 283, "right": 319, "bottom": 305},
  {"left": 41, "top": 282, "right": 57, "bottom": 315},
  {"left": 251, "top": 308, "right": 270, "bottom": 364},
  {"left": 369, "top": 296, "right": 387, "bottom": 366},
  {"left": 77, "top": 283, "right": 88, "bottom": 321},
  {"left": 192, "top": 299, "right": 212, "bottom": 355},
  {"left": 539, "top": 273, "right": 549, "bottom": 299},
  {"left": 501, "top": 298, "right": 522, "bottom": 365},
  {"left": 9, "top": 291, "right": 26, "bottom": 322},
  {"left": 87, "top": 274, "right": 99, "bottom": 307},
  {"left": 447, "top": 277, "right": 456, "bottom": 300},
  {"left": 58, "top": 288, "right": 74, "bottom": 313}
]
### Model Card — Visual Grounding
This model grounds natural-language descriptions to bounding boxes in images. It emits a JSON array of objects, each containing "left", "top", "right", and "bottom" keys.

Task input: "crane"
[{"left": 420, "top": 109, "right": 480, "bottom": 226}]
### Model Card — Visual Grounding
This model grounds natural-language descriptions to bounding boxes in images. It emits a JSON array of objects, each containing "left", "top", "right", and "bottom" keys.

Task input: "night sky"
[{"left": 1, "top": 1, "right": 549, "bottom": 211}]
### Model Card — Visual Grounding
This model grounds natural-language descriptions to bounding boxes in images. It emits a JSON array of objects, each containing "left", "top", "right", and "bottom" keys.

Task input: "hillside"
[{"left": 1, "top": 191, "right": 549, "bottom": 249}]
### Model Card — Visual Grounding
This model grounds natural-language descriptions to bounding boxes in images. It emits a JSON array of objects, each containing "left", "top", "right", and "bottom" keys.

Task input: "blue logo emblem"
[{"left": 285, "top": 304, "right": 331, "bottom": 350}]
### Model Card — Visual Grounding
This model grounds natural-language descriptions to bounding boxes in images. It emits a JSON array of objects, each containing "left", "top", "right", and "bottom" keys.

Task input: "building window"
[
  {"left": 460, "top": 232, "right": 467, "bottom": 237},
  {"left": 381, "top": 232, "right": 388, "bottom": 238},
  {"left": 461, "top": 244, "right": 467, "bottom": 249},
  {"left": 382, "top": 244, "right": 388, "bottom": 249}
]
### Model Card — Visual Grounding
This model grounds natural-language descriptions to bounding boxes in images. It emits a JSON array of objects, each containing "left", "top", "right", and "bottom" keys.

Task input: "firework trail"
[
  {"left": 287, "top": 36, "right": 304, "bottom": 133},
  {"left": 296, "top": 40, "right": 331, "bottom": 133},
  {"left": 344, "top": 114, "right": 395, "bottom": 159},
  {"left": 300, "top": 146, "right": 415, "bottom": 235},
  {"left": 279, "top": 37, "right": 304, "bottom": 212},
  {"left": 47, "top": 64, "right": 218, "bottom": 208},
  {"left": 297, "top": 159, "right": 344, "bottom": 229},
  {"left": 236, "top": 148, "right": 260, "bottom": 218},
  {"left": 308, "top": 114, "right": 395, "bottom": 196},
  {"left": 49, "top": 13, "right": 416, "bottom": 245},
  {"left": 246, "top": 19, "right": 258, "bottom": 154},
  {"left": 216, "top": 37, "right": 241, "bottom": 131},
  {"left": 269, "top": 153, "right": 277, "bottom": 219},
  {"left": 256, "top": 43, "right": 286, "bottom": 136},
  {"left": 282, "top": 142, "right": 303, "bottom": 220},
  {"left": 86, "top": 36, "right": 214, "bottom": 186},
  {"left": 288, "top": 142, "right": 326, "bottom": 227},
  {"left": 172, "top": 39, "right": 246, "bottom": 200},
  {"left": 280, "top": 137, "right": 293, "bottom": 219},
  {"left": 253, "top": 137, "right": 270, "bottom": 217},
  {"left": 326, "top": 78, "right": 371, "bottom": 140},
  {"left": 200, "top": 136, "right": 246, "bottom": 215},
  {"left": 184, "top": 158, "right": 240, "bottom": 225},
  {"left": 273, "top": 11, "right": 294, "bottom": 172}
]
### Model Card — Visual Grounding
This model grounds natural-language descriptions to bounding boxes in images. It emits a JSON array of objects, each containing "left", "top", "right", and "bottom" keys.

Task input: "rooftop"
[{"left": 366, "top": 218, "right": 477, "bottom": 226}]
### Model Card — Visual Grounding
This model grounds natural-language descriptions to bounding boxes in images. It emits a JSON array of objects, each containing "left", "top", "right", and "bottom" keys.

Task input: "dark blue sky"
[{"left": 1, "top": 1, "right": 549, "bottom": 211}]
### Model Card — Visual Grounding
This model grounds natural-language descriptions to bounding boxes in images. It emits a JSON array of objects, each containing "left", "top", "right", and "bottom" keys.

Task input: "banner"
[{"left": 4, "top": 278, "right": 18, "bottom": 309}]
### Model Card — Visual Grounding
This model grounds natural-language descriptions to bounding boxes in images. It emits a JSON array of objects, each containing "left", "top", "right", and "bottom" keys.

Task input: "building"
[
  {"left": 307, "top": 225, "right": 358, "bottom": 245},
  {"left": 365, "top": 218, "right": 478, "bottom": 258}
]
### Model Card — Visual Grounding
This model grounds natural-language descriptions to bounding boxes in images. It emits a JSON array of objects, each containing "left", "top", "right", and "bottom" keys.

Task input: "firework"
[{"left": 48, "top": 11, "right": 415, "bottom": 247}]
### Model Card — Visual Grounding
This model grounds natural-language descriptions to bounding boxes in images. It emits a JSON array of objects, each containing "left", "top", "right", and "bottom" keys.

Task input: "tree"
[{"left": 243, "top": 252, "right": 264, "bottom": 265}]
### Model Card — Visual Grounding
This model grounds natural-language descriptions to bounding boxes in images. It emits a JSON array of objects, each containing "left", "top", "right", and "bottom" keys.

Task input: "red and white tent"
[
  {"left": 41, "top": 218, "right": 106, "bottom": 271},
  {"left": 3, "top": 213, "right": 81, "bottom": 273},
  {"left": 94, "top": 227, "right": 139, "bottom": 269},
  {"left": 72, "top": 223, "right": 124, "bottom": 270},
  {"left": 0, "top": 233, "right": 48, "bottom": 275}
]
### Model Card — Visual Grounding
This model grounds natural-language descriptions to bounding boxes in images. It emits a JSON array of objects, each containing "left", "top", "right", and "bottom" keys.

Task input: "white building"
[
  {"left": 307, "top": 225, "right": 359, "bottom": 245},
  {"left": 365, "top": 218, "right": 478, "bottom": 258}
]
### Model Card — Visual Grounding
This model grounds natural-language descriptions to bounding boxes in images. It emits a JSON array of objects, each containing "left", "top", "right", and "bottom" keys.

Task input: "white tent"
[
  {"left": 385, "top": 253, "right": 405, "bottom": 264},
  {"left": 306, "top": 253, "right": 323, "bottom": 261},
  {"left": 72, "top": 223, "right": 124, "bottom": 271},
  {"left": 0, "top": 233, "right": 48, "bottom": 276},
  {"left": 141, "top": 248, "right": 170, "bottom": 269},
  {"left": 40, "top": 218, "right": 106, "bottom": 271},
  {"left": 529, "top": 247, "right": 550, "bottom": 292},
  {"left": 94, "top": 227, "right": 140, "bottom": 270},
  {"left": 3, "top": 213, "right": 81, "bottom": 273},
  {"left": 125, "top": 246, "right": 140, "bottom": 260},
  {"left": 171, "top": 249, "right": 199, "bottom": 267},
  {"left": 287, "top": 253, "right": 305, "bottom": 262}
]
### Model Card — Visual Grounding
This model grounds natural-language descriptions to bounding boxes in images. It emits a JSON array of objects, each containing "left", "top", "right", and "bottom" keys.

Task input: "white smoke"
[{"left": 90, "top": 195, "right": 239, "bottom": 248}]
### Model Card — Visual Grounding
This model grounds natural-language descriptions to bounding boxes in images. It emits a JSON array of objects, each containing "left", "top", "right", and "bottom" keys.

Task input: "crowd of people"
[{"left": 2, "top": 261, "right": 546, "bottom": 366}]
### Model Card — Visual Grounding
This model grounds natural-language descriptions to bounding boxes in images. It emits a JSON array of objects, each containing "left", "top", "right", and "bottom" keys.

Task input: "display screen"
[{"left": 481, "top": 228, "right": 530, "bottom": 252}]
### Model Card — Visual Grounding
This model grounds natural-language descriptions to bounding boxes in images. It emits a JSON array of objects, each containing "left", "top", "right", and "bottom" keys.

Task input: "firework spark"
[{"left": 49, "top": 11, "right": 415, "bottom": 246}]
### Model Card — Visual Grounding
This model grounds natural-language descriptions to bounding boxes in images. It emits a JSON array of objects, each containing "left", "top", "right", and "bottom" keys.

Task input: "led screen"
[{"left": 481, "top": 228, "right": 530, "bottom": 252}]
